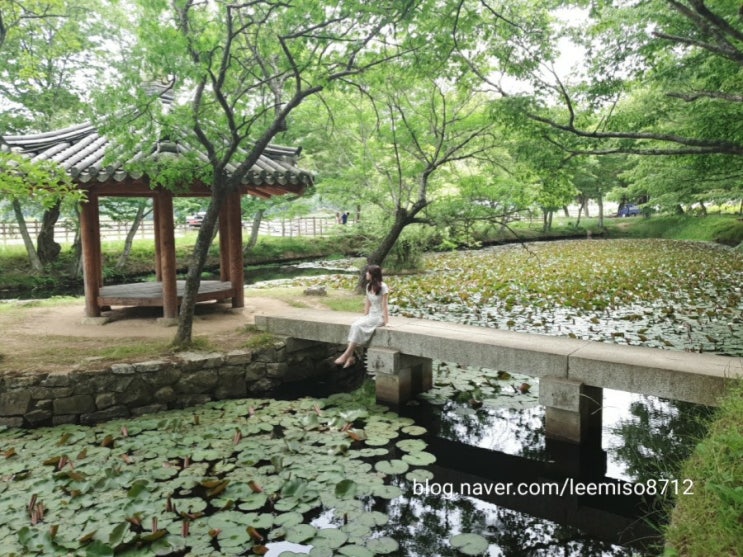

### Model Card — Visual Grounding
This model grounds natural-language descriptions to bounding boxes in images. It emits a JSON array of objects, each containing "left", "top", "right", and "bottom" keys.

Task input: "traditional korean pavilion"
[{"left": 2, "top": 122, "right": 313, "bottom": 320}]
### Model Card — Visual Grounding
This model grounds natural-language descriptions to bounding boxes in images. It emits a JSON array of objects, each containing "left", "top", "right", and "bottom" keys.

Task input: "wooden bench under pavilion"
[{"left": 2, "top": 123, "right": 313, "bottom": 320}]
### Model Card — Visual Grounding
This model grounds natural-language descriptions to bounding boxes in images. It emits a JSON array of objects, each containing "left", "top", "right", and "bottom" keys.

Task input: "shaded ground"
[{"left": 0, "top": 294, "right": 331, "bottom": 374}]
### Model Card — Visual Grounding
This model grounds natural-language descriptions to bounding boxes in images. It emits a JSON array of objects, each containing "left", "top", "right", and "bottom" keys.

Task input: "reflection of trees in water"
[
  {"left": 611, "top": 395, "right": 714, "bottom": 532},
  {"left": 379, "top": 489, "right": 637, "bottom": 557},
  {"left": 433, "top": 401, "right": 548, "bottom": 461},
  {"left": 612, "top": 397, "right": 713, "bottom": 483}
]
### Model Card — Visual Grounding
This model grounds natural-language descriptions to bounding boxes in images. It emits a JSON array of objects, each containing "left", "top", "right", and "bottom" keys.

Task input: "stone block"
[
  {"left": 95, "top": 392, "right": 117, "bottom": 410},
  {"left": 375, "top": 369, "right": 412, "bottom": 406},
  {"left": 266, "top": 362, "right": 290, "bottom": 378},
  {"left": 0, "top": 391, "right": 32, "bottom": 416},
  {"left": 41, "top": 374, "right": 70, "bottom": 388},
  {"left": 215, "top": 369, "right": 248, "bottom": 399},
  {"left": 80, "top": 406, "right": 130, "bottom": 425},
  {"left": 111, "top": 363, "right": 136, "bottom": 375},
  {"left": 133, "top": 360, "right": 168, "bottom": 374},
  {"left": 52, "top": 415, "right": 78, "bottom": 426},
  {"left": 177, "top": 352, "right": 225, "bottom": 371},
  {"left": 53, "top": 395, "right": 95, "bottom": 415},
  {"left": 366, "top": 348, "right": 400, "bottom": 374},
  {"left": 0, "top": 416, "right": 24, "bottom": 428},
  {"left": 24, "top": 409, "right": 52, "bottom": 427},
  {"left": 154, "top": 386, "right": 177, "bottom": 404},
  {"left": 225, "top": 349, "right": 252, "bottom": 365},
  {"left": 175, "top": 370, "right": 219, "bottom": 394}
]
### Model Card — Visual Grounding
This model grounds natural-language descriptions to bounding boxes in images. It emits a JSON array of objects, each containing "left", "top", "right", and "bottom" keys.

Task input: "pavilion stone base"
[
  {"left": 366, "top": 348, "right": 433, "bottom": 405},
  {"left": 539, "top": 376, "right": 603, "bottom": 446}
]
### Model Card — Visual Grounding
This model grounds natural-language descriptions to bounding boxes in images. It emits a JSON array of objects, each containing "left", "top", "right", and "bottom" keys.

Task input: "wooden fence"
[{"left": 0, "top": 216, "right": 340, "bottom": 246}]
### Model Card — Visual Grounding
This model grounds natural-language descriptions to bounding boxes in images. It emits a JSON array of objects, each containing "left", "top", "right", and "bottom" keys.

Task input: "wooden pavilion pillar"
[
  {"left": 80, "top": 193, "right": 102, "bottom": 317},
  {"left": 153, "top": 194, "right": 163, "bottom": 281},
  {"left": 227, "top": 191, "right": 245, "bottom": 308},
  {"left": 219, "top": 203, "right": 230, "bottom": 282},
  {"left": 156, "top": 191, "right": 178, "bottom": 319}
]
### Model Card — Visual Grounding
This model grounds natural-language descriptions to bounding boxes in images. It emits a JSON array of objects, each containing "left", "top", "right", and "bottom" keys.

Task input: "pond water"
[{"left": 1, "top": 239, "right": 739, "bottom": 556}]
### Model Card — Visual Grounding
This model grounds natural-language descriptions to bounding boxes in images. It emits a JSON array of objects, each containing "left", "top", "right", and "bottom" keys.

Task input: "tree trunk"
[
  {"left": 356, "top": 205, "right": 420, "bottom": 292},
  {"left": 116, "top": 203, "right": 148, "bottom": 270},
  {"left": 37, "top": 202, "right": 61, "bottom": 264},
  {"left": 562, "top": 205, "right": 570, "bottom": 217},
  {"left": 597, "top": 194, "right": 605, "bottom": 229},
  {"left": 174, "top": 187, "right": 228, "bottom": 346},
  {"left": 699, "top": 201, "right": 707, "bottom": 216},
  {"left": 244, "top": 208, "right": 264, "bottom": 253},
  {"left": 12, "top": 199, "right": 43, "bottom": 272},
  {"left": 68, "top": 206, "right": 83, "bottom": 276}
]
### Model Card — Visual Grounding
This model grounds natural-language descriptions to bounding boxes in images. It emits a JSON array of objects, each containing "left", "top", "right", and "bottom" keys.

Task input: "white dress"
[{"left": 348, "top": 282, "right": 389, "bottom": 344}]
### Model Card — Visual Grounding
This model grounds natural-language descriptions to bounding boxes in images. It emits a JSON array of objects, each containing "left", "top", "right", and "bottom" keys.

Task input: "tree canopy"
[{"left": 2, "top": 0, "right": 743, "bottom": 343}]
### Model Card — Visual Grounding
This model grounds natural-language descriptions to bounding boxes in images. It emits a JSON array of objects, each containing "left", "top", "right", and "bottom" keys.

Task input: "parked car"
[
  {"left": 617, "top": 204, "right": 642, "bottom": 217},
  {"left": 186, "top": 212, "right": 206, "bottom": 228}
]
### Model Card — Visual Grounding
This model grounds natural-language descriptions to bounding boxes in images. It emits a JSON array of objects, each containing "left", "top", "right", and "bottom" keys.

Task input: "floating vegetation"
[
  {"left": 0, "top": 393, "right": 441, "bottom": 556},
  {"left": 306, "top": 239, "right": 743, "bottom": 356}
]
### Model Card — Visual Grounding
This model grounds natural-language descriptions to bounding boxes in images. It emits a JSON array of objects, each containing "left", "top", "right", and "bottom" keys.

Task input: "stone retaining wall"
[{"left": 0, "top": 337, "right": 339, "bottom": 428}]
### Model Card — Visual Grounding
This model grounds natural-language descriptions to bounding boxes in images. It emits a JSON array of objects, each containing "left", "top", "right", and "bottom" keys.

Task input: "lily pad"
[
  {"left": 285, "top": 524, "right": 317, "bottom": 544},
  {"left": 338, "top": 544, "right": 374, "bottom": 557},
  {"left": 366, "top": 536, "right": 400, "bottom": 554},
  {"left": 450, "top": 533, "right": 489, "bottom": 555},
  {"left": 374, "top": 459, "right": 409, "bottom": 475},
  {"left": 401, "top": 451, "right": 436, "bottom": 466}
]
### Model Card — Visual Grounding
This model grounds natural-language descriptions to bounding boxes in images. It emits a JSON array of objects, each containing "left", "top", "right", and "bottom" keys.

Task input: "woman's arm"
[
  {"left": 382, "top": 293, "right": 389, "bottom": 325},
  {"left": 363, "top": 296, "right": 371, "bottom": 315}
]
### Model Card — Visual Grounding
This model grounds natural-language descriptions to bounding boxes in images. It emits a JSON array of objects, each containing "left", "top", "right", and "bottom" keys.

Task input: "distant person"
[
  {"left": 334, "top": 265, "right": 390, "bottom": 368},
  {"left": 341, "top": 211, "right": 349, "bottom": 225},
  {"left": 335, "top": 211, "right": 341, "bottom": 224}
]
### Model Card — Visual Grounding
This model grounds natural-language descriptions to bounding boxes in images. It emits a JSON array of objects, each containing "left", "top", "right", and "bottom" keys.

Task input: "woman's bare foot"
[
  {"left": 334, "top": 356, "right": 346, "bottom": 366},
  {"left": 342, "top": 357, "right": 356, "bottom": 369}
]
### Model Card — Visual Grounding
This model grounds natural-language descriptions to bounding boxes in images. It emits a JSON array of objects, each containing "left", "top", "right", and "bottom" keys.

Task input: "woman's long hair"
[{"left": 366, "top": 265, "right": 383, "bottom": 295}]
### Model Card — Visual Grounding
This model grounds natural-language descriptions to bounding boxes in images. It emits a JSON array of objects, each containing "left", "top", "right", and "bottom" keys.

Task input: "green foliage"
[
  {"left": 0, "top": 152, "right": 81, "bottom": 208},
  {"left": 664, "top": 380, "right": 743, "bottom": 557},
  {"left": 617, "top": 215, "right": 743, "bottom": 246}
]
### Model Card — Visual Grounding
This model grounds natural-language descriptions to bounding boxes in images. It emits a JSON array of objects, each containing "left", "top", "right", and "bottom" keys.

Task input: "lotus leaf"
[
  {"left": 309, "top": 546, "right": 334, "bottom": 557},
  {"left": 374, "top": 460, "right": 409, "bottom": 475},
  {"left": 356, "top": 511, "right": 389, "bottom": 527},
  {"left": 371, "top": 484, "right": 402, "bottom": 499},
  {"left": 400, "top": 425, "right": 427, "bottom": 436},
  {"left": 363, "top": 437, "right": 390, "bottom": 447},
  {"left": 365, "top": 536, "right": 399, "bottom": 554},
  {"left": 340, "top": 521, "right": 373, "bottom": 544},
  {"left": 395, "top": 439, "right": 427, "bottom": 453},
  {"left": 338, "top": 544, "right": 374, "bottom": 557},
  {"left": 312, "top": 528, "right": 348, "bottom": 549},
  {"left": 335, "top": 479, "right": 357, "bottom": 499},
  {"left": 450, "top": 532, "right": 489, "bottom": 555},
  {"left": 401, "top": 451, "right": 436, "bottom": 466},
  {"left": 273, "top": 511, "right": 304, "bottom": 528},
  {"left": 237, "top": 492, "right": 268, "bottom": 511},
  {"left": 285, "top": 523, "right": 316, "bottom": 544},
  {"left": 405, "top": 468, "right": 434, "bottom": 482}
]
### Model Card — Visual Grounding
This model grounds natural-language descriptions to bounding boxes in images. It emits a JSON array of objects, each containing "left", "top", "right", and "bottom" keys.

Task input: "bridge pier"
[
  {"left": 540, "top": 376, "right": 603, "bottom": 446},
  {"left": 366, "top": 348, "right": 433, "bottom": 405}
]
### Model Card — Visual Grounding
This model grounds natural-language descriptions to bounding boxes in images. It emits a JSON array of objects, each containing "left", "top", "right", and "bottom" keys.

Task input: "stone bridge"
[{"left": 255, "top": 309, "right": 743, "bottom": 445}]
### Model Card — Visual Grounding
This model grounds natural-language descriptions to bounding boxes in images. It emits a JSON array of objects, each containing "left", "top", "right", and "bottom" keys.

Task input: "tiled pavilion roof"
[{"left": 1, "top": 122, "right": 314, "bottom": 194}]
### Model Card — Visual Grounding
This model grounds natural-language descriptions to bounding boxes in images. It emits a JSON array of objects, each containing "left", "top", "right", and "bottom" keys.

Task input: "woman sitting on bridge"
[{"left": 334, "top": 264, "right": 390, "bottom": 368}]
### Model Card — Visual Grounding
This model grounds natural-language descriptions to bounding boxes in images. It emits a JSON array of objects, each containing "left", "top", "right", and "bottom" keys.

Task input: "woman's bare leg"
[{"left": 334, "top": 342, "right": 358, "bottom": 365}]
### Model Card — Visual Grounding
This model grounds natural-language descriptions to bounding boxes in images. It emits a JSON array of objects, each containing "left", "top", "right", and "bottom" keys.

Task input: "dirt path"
[{"left": 0, "top": 295, "right": 330, "bottom": 373}]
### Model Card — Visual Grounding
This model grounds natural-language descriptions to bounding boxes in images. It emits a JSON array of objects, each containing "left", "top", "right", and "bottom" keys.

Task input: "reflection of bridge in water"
[{"left": 420, "top": 434, "right": 661, "bottom": 551}]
